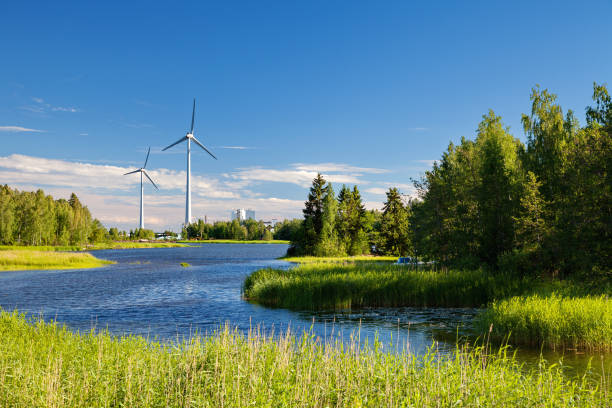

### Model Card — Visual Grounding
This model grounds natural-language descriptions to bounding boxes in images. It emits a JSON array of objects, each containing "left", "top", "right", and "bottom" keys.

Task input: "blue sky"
[{"left": 1, "top": 1, "right": 610, "bottom": 231}]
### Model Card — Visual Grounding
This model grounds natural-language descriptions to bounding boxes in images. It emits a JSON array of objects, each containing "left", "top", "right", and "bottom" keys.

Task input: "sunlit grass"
[
  {"left": 282, "top": 255, "right": 397, "bottom": 263},
  {"left": 0, "top": 310, "right": 607, "bottom": 407},
  {"left": 476, "top": 293, "right": 612, "bottom": 351},
  {"left": 243, "top": 263, "right": 530, "bottom": 309},
  {"left": 0, "top": 250, "right": 113, "bottom": 271}
]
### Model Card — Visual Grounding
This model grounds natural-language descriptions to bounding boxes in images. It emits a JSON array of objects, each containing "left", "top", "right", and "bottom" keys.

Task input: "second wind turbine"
[
  {"left": 163, "top": 99, "right": 217, "bottom": 226},
  {"left": 124, "top": 147, "right": 159, "bottom": 230}
]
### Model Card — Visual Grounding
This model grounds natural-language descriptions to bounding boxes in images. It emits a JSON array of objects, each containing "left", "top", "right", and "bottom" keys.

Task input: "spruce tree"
[{"left": 380, "top": 188, "right": 411, "bottom": 256}]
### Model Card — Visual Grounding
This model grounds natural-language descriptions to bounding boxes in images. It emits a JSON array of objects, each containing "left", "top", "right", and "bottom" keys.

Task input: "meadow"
[
  {"left": 0, "top": 310, "right": 608, "bottom": 407},
  {"left": 0, "top": 250, "right": 113, "bottom": 271}
]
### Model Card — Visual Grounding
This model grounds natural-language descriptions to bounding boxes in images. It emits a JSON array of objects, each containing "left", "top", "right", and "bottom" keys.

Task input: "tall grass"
[
  {"left": 476, "top": 293, "right": 612, "bottom": 351},
  {"left": 282, "top": 255, "right": 398, "bottom": 263},
  {"left": 243, "top": 263, "right": 530, "bottom": 309},
  {"left": 0, "top": 250, "right": 113, "bottom": 271},
  {"left": 0, "top": 310, "right": 607, "bottom": 407}
]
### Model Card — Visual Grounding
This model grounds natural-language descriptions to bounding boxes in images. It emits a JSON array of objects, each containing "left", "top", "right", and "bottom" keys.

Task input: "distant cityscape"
[{"left": 230, "top": 208, "right": 256, "bottom": 222}]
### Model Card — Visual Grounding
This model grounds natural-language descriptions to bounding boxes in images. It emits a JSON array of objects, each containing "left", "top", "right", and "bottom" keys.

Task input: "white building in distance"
[{"left": 230, "top": 208, "right": 256, "bottom": 221}]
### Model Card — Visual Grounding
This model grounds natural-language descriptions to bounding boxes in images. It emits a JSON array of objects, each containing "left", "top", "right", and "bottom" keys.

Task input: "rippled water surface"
[{"left": 0, "top": 244, "right": 609, "bottom": 377}]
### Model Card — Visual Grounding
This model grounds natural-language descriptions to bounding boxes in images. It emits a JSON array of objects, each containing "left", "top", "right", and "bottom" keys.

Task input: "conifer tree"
[{"left": 380, "top": 188, "right": 411, "bottom": 256}]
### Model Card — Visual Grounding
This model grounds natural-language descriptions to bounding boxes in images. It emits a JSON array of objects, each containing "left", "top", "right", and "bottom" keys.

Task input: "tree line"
[
  {"left": 0, "top": 186, "right": 107, "bottom": 245},
  {"left": 289, "top": 83, "right": 611, "bottom": 279},
  {"left": 182, "top": 218, "right": 274, "bottom": 241}
]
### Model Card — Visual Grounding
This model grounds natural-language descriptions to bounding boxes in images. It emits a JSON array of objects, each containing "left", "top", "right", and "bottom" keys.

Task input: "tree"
[
  {"left": 380, "top": 188, "right": 411, "bottom": 256},
  {"left": 314, "top": 183, "right": 344, "bottom": 256},
  {"left": 299, "top": 173, "right": 327, "bottom": 254},
  {"left": 476, "top": 111, "right": 523, "bottom": 267}
]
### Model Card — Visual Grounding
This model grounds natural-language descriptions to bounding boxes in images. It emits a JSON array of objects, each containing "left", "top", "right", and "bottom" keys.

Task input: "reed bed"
[
  {"left": 0, "top": 310, "right": 608, "bottom": 407},
  {"left": 476, "top": 293, "right": 612, "bottom": 351},
  {"left": 0, "top": 250, "right": 113, "bottom": 271},
  {"left": 243, "top": 263, "right": 530, "bottom": 309},
  {"left": 282, "top": 255, "right": 397, "bottom": 263}
]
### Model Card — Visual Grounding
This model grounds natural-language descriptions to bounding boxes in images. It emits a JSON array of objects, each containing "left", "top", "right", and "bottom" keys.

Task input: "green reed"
[
  {"left": 0, "top": 310, "right": 608, "bottom": 407},
  {"left": 0, "top": 250, "right": 113, "bottom": 271},
  {"left": 243, "top": 263, "right": 531, "bottom": 309},
  {"left": 476, "top": 293, "right": 612, "bottom": 351}
]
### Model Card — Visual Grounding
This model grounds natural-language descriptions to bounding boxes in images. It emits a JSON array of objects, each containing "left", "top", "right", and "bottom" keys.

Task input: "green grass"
[
  {"left": 243, "top": 263, "right": 531, "bottom": 309},
  {"left": 0, "top": 250, "right": 113, "bottom": 271},
  {"left": 476, "top": 293, "right": 612, "bottom": 351},
  {"left": 282, "top": 255, "right": 398, "bottom": 263},
  {"left": 0, "top": 311, "right": 608, "bottom": 407},
  {"left": 178, "top": 239, "right": 290, "bottom": 244}
]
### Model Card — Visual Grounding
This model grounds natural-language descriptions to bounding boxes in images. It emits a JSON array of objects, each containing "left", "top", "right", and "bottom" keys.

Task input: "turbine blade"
[
  {"left": 143, "top": 147, "right": 151, "bottom": 168},
  {"left": 162, "top": 136, "right": 188, "bottom": 151},
  {"left": 191, "top": 136, "right": 217, "bottom": 160},
  {"left": 142, "top": 170, "right": 159, "bottom": 190},
  {"left": 190, "top": 98, "right": 196, "bottom": 134},
  {"left": 124, "top": 169, "right": 141, "bottom": 175}
]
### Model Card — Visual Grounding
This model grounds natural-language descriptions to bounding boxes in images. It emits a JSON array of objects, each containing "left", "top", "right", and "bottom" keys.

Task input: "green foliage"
[
  {"left": 1, "top": 311, "right": 606, "bottom": 407},
  {"left": 476, "top": 294, "right": 612, "bottom": 351},
  {"left": 411, "top": 83, "right": 611, "bottom": 277},
  {"left": 273, "top": 218, "right": 302, "bottom": 241},
  {"left": 243, "top": 263, "right": 531, "bottom": 310},
  {"left": 380, "top": 188, "right": 411, "bottom": 256},
  {"left": 0, "top": 186, "right": 106, "bottom": 246},
  {"left": 314, "top": 184, "right": 344, "bottom": 257},
  {"left": 182, "top": 218, "right": 273, "bottom": 241}
]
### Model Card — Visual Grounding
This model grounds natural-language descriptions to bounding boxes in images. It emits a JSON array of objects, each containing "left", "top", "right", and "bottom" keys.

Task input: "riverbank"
[
  {"left": 0, "top": 311, "right": 607, "bottom": 407},
  {"left": 244, "top": 262, "right": 612, "bottom": 351},
  {"left": 0, "top": 250, "right": 113, "bottom": 271},
  {"left": 178, "top": 239, "right": 290, "bottom": 244},
  {"left": 0, "top": 242, "right": 190, "bottom": 252}
]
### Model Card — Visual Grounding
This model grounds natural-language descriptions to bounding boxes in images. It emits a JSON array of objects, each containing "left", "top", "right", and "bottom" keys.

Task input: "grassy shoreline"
[
  {"left": 0, "top": 250, "right": 114, "bottom": 271},
  {"left": 0, "top": 242, "right": 190, "bottom": 252},
  {"left": 244, "top": 261, "right": 612, "bottom": 351},
  {"left": 243, "top": 263, "right": 530, "bottom": 309},
  {"left": 0, "top": 311, "right": 608, "bottom": 407}
]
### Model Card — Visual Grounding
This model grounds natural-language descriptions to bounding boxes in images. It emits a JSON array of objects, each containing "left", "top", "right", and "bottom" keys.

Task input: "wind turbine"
[
  {"left": 124, "top": 147, "right": 159, "bottom": 229},
  {"left": 162, "top": 98, "right": 217, "bottom": 226}
]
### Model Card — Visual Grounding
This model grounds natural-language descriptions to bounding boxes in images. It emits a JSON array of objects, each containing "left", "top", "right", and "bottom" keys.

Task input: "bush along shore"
[
  {"left": 244, "top": 262, "right": 612, "bottom": 351},
  {"left": 0, "top": 311, "right": 608, "bottom": 407}
]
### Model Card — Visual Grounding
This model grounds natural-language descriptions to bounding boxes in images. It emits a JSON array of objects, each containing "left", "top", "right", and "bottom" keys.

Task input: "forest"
[
  {"left": 0, "top": 187, "right": 108, "bottom": 245},
  {"left": 288, "top": 83, "right": 611, "bottom": 280}
]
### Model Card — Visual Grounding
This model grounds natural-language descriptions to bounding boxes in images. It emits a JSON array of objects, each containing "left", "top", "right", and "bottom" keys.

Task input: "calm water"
[{"left": 0, "top": 244, "right": 609, "bottom": 378}]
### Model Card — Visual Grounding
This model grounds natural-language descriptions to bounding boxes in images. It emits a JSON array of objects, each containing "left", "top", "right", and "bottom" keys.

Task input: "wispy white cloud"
[
  {"left": 20, "top": 97, "right": 80, "bottom": 114},
  {"left": 216, "top": 146, "right": 254, "bottom": 150},
  {"left": 0, "top": 126, "right": 44, "bottom": 133},
  {"left": 227, "top": 162, "right": 389, "bottom": 188},
  {"left": 409, "top": 127, "right": 429, "bottom": 131}
]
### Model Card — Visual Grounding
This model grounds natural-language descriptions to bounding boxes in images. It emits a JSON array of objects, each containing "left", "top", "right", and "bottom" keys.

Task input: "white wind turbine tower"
[
  {"left": 162, "top": 98, "right": 217, "bottom": 226},
  {"left": 124, "top": 147, "right": 159, "bottom": 229}
]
